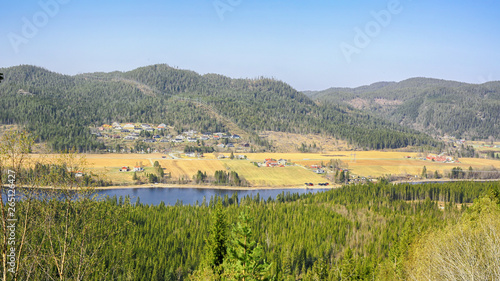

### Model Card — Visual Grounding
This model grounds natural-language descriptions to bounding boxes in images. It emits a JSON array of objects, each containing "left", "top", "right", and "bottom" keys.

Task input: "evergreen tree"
[
  {"left": 206, "top": 201, "right": 228, "bottom": 276},
  {"left": 340, "top": 248, "right": 355, "bottom": 280},
  {"left": 223, "top": 211, "right": 272, "bottom": 281},
  {"left": 421, "top": 166, "right": 427, "bottom": 178}
]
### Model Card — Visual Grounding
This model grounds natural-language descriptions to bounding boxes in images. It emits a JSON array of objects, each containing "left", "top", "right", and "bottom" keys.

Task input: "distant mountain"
[
  {"left": 305, "top": 78, "right": 500, "bottom": 139},
  {"left": 0, "top": 65, "right": 436, "bottom": 151}
]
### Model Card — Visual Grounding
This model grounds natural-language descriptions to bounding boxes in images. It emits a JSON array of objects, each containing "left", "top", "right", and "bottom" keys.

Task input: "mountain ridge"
[
  {"left": 305, "top": 77, "right": 500, "bottom": 139},
  {"left": 0, "top": 64, "right": 437, "bottom": 151}
]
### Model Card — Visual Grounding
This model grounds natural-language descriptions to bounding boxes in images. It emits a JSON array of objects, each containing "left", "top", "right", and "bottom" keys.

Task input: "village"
[{"left": 91, "top": 122, "right": 250, "bottom": 152}]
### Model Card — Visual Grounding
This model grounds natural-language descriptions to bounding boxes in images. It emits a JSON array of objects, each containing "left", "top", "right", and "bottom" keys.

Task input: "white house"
[{"left": 133, "top": 166, "right": 144, "bottom": 172}]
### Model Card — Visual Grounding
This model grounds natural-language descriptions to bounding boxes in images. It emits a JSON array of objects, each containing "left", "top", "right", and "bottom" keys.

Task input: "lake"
[{"left": 95, "top": 187, "right": 330, "bottom": 206}]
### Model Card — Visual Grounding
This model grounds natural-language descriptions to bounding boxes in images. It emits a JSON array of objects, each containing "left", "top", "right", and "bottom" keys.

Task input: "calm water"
[{"left": 95, "top": 188, "right": 330, "bottom": 206}]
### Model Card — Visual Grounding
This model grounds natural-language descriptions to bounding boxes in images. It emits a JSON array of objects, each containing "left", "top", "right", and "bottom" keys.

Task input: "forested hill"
[
  {"left": 0, "top": 65, "right": 436, "bottom": 151},
  {"left": 305, "top": 78, "right": 500, "bottom": 139}
]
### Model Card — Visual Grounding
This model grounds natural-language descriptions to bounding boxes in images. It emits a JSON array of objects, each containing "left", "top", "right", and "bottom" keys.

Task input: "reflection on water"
[
  {"left": 96, "top": 188, "right": 329, "bottom": 206},
  {"left": 2, "top": 187, "right": 330, "bottom": 206}
]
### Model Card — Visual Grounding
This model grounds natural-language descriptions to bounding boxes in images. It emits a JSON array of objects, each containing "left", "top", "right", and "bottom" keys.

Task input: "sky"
[{"left": 1, "top": 0, "right": 499, "bottom": 90}]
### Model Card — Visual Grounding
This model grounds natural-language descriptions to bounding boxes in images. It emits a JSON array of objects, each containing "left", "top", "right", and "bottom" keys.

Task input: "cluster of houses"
[
  {"left": 257, "top": 158, "right": 288, "bottom": 167},
  {"left": 426, "top": 154, "right": 455, "bottom": 163},
  {"left": 310, "top": 165, "right": 326, "bottom": 174},
  {"left": 94, "top": 123, "right": 247, "bottom": 146},
  {"left": 439, "top": 135, "right": 466, "bottom": 146},
  {"left": 119, "top": 166, "right": 144, "bottom": 172}
]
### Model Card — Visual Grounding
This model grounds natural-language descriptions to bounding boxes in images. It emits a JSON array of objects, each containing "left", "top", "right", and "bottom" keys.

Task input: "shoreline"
[
  {"left": 93, "top": 183, "right": 340, "bottom": 191},
  {"left": 5, "top": 179, "right": 498, "bottom": 191},
  {"left": 3, "top": 183, "right": 339, "bottom": 191}
]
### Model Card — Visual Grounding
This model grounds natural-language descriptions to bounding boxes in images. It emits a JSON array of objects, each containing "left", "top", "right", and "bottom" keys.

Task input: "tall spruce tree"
[
  {"left": 207, "top": 201, "right": 228, "bottom": 276},
  {"left": 223, "top": 211, "right": 272, "bottom": 281}
]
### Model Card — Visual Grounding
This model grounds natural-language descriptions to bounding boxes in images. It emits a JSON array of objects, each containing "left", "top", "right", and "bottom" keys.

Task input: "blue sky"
[{"left": 1, "top": 0, "right": 499, "bottom": 90}]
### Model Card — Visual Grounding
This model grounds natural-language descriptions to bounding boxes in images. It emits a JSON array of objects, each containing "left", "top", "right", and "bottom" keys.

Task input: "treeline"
[
  {"left": 23, "top": 162, "right": 112, "bottom": 187},
  {"left": 0, "top": 65, "right": 438, "bottom": 151},
  {"left": 4, "top": 181, "right": 498, "bottom": 280},
  {"left": 193, "top": 170, "right": 247, "bottom": 186},
  {"left": 184, "top": 145, "right": 214, "bottom": 154}
]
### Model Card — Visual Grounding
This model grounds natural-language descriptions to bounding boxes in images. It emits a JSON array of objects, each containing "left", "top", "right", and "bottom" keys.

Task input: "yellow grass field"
[
  {"left": 219, "top": 151, "right": 420, "bottom": 162},
  {"left": 27, "top": 152, "right": 500, "bottom": 186},
  {"left": 157, "top": 160, "right": 227, "bottom": 179},
  {"left": 222, "top": 160, "right": 327, "bottom": 186}
]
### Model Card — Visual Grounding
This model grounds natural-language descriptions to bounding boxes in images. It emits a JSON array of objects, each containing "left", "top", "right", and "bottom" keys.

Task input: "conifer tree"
[
  {"left": 223, "top": 211, "right": 272, "bottom": 280},
  {"left": 207, "top": 201, "right": 228, "bottom": 276},
  {"left": 421, "top": 166, "right": 427, "bottom": 178}
]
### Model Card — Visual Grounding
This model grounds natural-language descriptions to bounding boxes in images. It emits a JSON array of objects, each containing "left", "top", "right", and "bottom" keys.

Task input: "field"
[
  {"left": 157, "top": 159, "right": 227, "bottom": 180},
  {"left": 222, "top": 160, "right": 326, "bottom": 186},
  {"left": 28, "top": 151, "right": 500, "bottom": 186}
]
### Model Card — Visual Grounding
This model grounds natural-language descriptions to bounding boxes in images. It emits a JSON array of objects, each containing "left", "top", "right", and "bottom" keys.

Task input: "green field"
[{"left": 222, "top": 160, "right": 327, "bottom": 186}]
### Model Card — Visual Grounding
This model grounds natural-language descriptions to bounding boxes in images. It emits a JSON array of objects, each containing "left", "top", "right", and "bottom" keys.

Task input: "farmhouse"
[
  {"left": 133, "top": 166, "right": 144, "bottom": 172},
  {"left": 266, "top": 161, "right": 279, "bottom": 167},
  {"left": 120, "top": 166, "right": 130, "bottom": 172},
  {"left": 426, "top": 154, "right": 454, "bottom": 162},
  {"left": 157, "top": 123, "right": 167, "bottom": 130},
  {"left": 313, "top": 169, "right": 325, "bottom": 174},
  {"left": 263, "top": 158, "right": 282, "bottom": 167}
]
